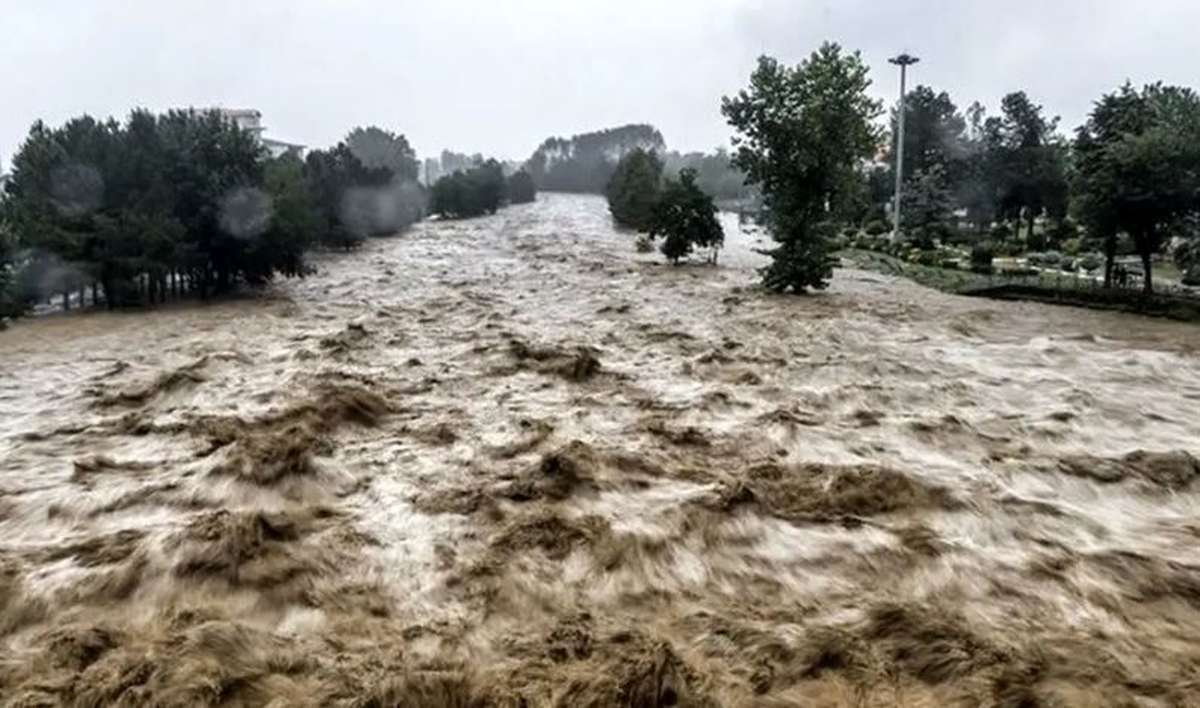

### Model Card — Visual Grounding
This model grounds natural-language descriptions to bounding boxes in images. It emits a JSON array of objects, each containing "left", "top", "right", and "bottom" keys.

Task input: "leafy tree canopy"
[
  {"left": 649, "top": 168, "right": 725, "bottom": 265},
  {"left": 605, "top": 148, "right": 663, "bottom": 231},
  {"left": 722, "top": 44, "right": 882, "bottom": 292},
  {"left": 1074, "top": 82, "right": 1200, "bottom": 292}
]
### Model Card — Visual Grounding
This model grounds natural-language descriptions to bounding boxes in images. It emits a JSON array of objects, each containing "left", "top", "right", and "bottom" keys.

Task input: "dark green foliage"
[
  {"left": 345, "top": 126, "right": 420, "bottom": 182},
  {"left": 0, "top": 222, "right": 23, "bottom": 324},
  {"left": 1075, "top": 82, "right": 1200, "bottom": 292},
  {"left": 303, "top": 144, "right": 377, "bottom": 250},
  {"left": 886, "top": 86, "right": 969, "bottom": 186},
  {"left": 901, "top": 166, "right": 954, "bottom": 249},
  {"left": 970, "top": 243, "right": 996, "bottom": 274},
  {"left": 865, "top": 220, "right": 890, "bottom": 237},
  {"left": 605, "top": 149, "right": 663, "bottom": 231},
  {"left": 528, "top": 124, "right": 665, "bottom": 193},
  {"left": 0, "top": 110, "right": 431, "bottom": 316},
  {"left": 722, "top": 44, "right": 882, "bottom": 292},
  {"left": 1, "top": 109, "right": 311, "bottom": 306},
  {"left": 430, "top": 160, "right": 506, "bottom": 219},
  {"left": 507, "top": 169, "right": 537, "bottom": 204},
  {"left": 757, "top": 228, "right": 839, "bottom": 293},
  {"left": 259, "top": 154, "right": 318, "bottom": 279},
  {"left": 648, "top": 169, "right": 724, "bottom": 265},
  {"left": 981, "top": 92, "right": 1069, "bottom": 241}
]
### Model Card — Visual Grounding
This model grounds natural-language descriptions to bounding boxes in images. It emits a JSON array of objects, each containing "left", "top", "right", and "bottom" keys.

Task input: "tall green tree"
[
  {"left": 1074, "top": 82, "right": 1200, "bottom": 293},
  {"left": 722, "top": 44, "right": 882, "bottom": 292},
  {"left": 887, "top": 86, "right": 968, "bottom": 186},
  {"left": 984, "top": 92, "right": 1069, "bottom": 243},
  {"left": 902, "top": 165, "right": 955, "bottom": 249},
  {"left": 345, "top": 126, "right": 419, "bottom": 182},
  {"left": 649, "top": 168, "right": 725, "bottom": 265},
  {"left": 605, "top": 148, "right": 663, "bottom": 231}
]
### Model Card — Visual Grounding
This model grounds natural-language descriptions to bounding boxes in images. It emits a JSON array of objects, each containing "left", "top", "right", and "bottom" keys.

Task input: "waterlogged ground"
[{"left": 2, "top": 193, "right": 1200, "bottom": 706}]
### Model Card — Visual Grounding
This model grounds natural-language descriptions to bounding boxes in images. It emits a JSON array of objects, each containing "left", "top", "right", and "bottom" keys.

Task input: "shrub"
[
  {"left": 865, "top": 220, "right": 890, "bottom": 236},
  {"left": 970, "top": 243, "right": 995, "bottom": 273},
  {"left": 1062, "top": 238, "right": 1082, "bottom": 256},
  {"left": 1079, "top": 253, "right": 1103, "bottom": 272},
  {"left": 1184, "top": 264, "right": 1200, "bottom": 287}
]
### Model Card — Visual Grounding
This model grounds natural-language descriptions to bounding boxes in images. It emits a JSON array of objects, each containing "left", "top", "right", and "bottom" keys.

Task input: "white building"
[{"left": 217, "top": 109, "right": 304, "bottom": 159}]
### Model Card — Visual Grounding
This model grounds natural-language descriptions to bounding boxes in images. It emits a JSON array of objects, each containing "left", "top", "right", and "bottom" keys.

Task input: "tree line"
[
  {"left": 0, "top": 112, "right": 427, "bottom": 322},
  {"left": 429, "top": 160, "right": 538, "bottom": 219},
  {"left": 721, "top": 44, "right": 1200, "bottom": 294},
  {"left": 527, "top": 124, "right": 666, "bottom": 194}
]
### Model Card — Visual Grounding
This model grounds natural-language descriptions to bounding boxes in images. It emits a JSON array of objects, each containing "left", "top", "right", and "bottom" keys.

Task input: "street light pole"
[{"left": 889, "top": 53, "right": 919, "bottom": 240}]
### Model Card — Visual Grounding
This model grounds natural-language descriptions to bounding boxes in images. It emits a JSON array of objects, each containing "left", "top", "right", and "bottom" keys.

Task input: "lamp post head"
[{"left": 889, "top": 53, "right": 920, "bottom": 67}]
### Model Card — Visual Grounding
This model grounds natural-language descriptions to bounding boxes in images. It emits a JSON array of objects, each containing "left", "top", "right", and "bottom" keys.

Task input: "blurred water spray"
[
  {"left": 338, "top": 179, "right": 426, "bottom": 237},
  {"left": 219, "top": 187, "right": 274, "bottom": 239}
]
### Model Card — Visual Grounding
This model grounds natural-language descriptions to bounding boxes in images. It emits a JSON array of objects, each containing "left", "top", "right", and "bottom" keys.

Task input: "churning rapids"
[{"left": 2, "top": 193, "right": 1199, "bottom": 707}]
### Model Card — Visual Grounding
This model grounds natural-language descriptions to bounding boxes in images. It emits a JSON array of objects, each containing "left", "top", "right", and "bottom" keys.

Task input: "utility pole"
[{"left": 889, "top": 53, "right": 920, "bottom": 240}]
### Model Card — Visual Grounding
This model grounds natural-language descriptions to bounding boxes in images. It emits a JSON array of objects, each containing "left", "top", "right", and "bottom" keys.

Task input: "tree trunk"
[
  {"left": 1141, "top": 248, "right": 1154, "bottom": 295},
  {"left": 1027, "top": 211, "right": 1036, "bottom": 245},
  {"left": 1103, "top": 234, "right": 1116, "bottom": 288},
  {"left": 92, "top": 282, "right": 100, "bottom": 307},
  {"left": 62, "top": 292, "right": 69, "bottom": 311}
]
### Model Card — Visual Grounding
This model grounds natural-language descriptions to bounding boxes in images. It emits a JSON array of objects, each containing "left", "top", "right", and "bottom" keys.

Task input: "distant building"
[{"left": 216, "top": 108, "right": 304, "bottom": 159}]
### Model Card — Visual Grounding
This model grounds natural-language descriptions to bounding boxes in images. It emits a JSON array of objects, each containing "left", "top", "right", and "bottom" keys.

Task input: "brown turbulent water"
[{"left": 2, "top": 193, "right": 1200, "bottom": 707}]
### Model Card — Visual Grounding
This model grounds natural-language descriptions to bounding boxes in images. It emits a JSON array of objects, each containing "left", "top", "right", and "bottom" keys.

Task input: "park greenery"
[{"left": 712, "top": 45, "right": 1200, "bottom": 295}]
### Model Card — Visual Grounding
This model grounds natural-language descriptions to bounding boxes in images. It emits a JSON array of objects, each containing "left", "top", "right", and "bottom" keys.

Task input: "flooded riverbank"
[{"left": 2, "top": 193, "right": 1199, "bottom": 706}]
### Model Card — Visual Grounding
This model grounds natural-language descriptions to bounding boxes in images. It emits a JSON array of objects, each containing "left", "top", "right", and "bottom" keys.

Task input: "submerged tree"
[
  {"left": 605, "top": 148, "right": 663, "bottom": 231},
  {"left": 430, "top": 159, "right": 507, "bottom": 219},
  {"left": 649, "top": 168, "right": 724, "bottom": 265},
  {"left": 722, "top": 44, "right": 882, "bottom": 292},
  {"left": 507, "top": 169, "right": 537, "bottom": 204}
]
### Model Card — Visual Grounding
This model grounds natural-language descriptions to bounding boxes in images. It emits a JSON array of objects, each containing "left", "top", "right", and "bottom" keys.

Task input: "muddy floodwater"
[{"left": 2, "top": 193, "right": 1200, "bottom": 706}]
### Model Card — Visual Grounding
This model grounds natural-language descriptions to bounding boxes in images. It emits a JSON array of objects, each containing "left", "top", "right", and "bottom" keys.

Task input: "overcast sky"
[{"left": 3, "top": 0, "right": 1198, "bottom": 166}]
